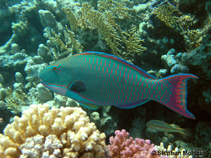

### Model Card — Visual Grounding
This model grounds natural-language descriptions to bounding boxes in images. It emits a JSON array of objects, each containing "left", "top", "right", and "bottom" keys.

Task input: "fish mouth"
[
  {"left": 40, "top": 81, "right": 68, "bottom": 96},
  {"left": 40, "top": 81, "right": 47, "bottom": 87}
]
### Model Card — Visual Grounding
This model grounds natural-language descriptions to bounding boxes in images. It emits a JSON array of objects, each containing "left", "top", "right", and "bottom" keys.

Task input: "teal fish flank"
[{"left": 38, "top": 51, "right": 198, "bottom": 119}]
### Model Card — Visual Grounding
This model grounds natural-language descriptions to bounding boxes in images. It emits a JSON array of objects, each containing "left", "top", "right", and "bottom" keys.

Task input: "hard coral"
[
  {"left": 108, "top": 129, "right": 193, "bottom": 158},
  {"left": 0, "top": 103, "right": 109, "bottom": 158},
  {"left": 108, "top": 129, "right": 158, "bottom": 158}
]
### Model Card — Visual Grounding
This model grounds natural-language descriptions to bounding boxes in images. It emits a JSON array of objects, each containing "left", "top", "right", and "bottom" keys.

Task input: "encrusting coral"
[{"left": 0, "top": 103, "right": 109, "bottom": 158}]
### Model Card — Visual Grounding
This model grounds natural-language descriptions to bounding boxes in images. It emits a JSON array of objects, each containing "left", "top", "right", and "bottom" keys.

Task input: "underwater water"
[{"left": 0, "top": 0, "right": 211, "bottom": 157}]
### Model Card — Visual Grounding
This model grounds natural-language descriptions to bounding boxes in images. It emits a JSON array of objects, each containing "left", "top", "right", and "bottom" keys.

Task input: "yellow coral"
[
  {"left": 5, "top": 87, "right": 29, "bottom": 114},
  {"left": 153, "top": 1, "right": 206, "bottom": 51},
  {"left": 78, "top": 2, "right": 146, "bottom": 57},
  {"left": 122, "top": 26, "right": 147, "bottom": 56},
  {"left": 98, "top": 0, "right": 133, "bottom": 19},
  {"left": 0, "top": 104, "right": 108, "bottom": 158},
  {"left": 153, "top": 1, "right": 180, "bottom": 30},
  {"left": 45, "top": 28, "right": 83, "bottom": 60},
  {"left": 63, "top": 7, "right": 78, "bottom": 32}
]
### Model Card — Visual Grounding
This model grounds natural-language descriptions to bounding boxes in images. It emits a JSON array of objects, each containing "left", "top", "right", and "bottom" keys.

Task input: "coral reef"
[
  {"left": 108, "top": 129, "right": 157, "bottom": 158},
  {"left": 153, "top": 1, "right": 207, "bottom": 51},
  {"left": 181, "top": 35, "right": 211, "bottom": 116},
  {"left": 195, "top": 122, "right": 211, "bottom": 149},
  {"left": 90, "top": 106, "right": 118, "bottom": 136},
  {"left": 108, "top": 129, "right": 193, "bottom": 158},
  {"left": 0, "top": 103, "right": 109, "bottom": 158},
  {"left": 0, "top": 0, "right": 211, "bottom": 155},
  {"left": 161, "top": 48, "right": 190, "bottom": 75},
  {"left": 61, "top": 0, "right": 146, "bottom": 58}
]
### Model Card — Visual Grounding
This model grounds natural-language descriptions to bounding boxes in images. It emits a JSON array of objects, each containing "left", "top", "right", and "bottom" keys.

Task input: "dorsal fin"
[{"left": 75, "top": 51, "right": 157, "bottom": 79}]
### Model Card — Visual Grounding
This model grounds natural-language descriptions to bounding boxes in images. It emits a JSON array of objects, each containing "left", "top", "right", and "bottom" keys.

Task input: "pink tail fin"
[{"left": 158, "top": 74, "right": 198, "bottom": 119}]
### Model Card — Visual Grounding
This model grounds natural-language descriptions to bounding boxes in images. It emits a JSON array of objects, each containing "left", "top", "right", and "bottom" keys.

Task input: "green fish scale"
[{"left": 78, "top": 55, "right": 158, "bottom": 105}]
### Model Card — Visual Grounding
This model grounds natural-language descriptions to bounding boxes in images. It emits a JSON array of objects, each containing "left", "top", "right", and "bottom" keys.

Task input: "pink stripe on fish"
[
  {"left": 108, "top": 69, "right": 111, "bottom": 80},
  {"left": 133, "top": 79, "right": 136, "bottom": 87},
  {"left": 117, "top": 63, "right": 119, "bottom": 69},
  {"left": 145, "top": 80, "right": 148, "bottom": 89},
  {"left": 102, "top": 65, "right": 105, "bottom": 73},
  {"left": 123, "top": 71, "right": 126, "bottom": 80},
  {"left": 96, "top": 58, "right": 98, "bottom": 66},
  {"left": 130, "top": 86, "right": 133, "bottom": 100},
  {"left": 106, "top": 66, "right": 109, "bottom": 74},
  {"left": 97, "top": 53, "right": 156, "bottom": 79},
  {"left": 161, "top": 84, "right": 164, "bottom": 91},
  {"left": 127, "top": 73, "right": 130, "bottom": 83},
  {"left": 111, "top": 67, "right": 114, "bottom": 76},
  {"left": 160, "top": 94, "right": 164, "bottom": 101},
  {"left": 115, "top": 68, "right": 117, "bottom": 76}
]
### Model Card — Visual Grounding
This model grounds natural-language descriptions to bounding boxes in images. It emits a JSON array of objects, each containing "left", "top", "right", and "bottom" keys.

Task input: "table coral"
[{"left": 0, "top": 103, "right": 109, "bottom": 158}]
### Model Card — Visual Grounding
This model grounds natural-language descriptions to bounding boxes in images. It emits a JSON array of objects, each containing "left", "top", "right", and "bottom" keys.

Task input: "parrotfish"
[
  {"left": 146, "top": 120, "right": 186, "bottom": 135},
  {"left": 38, "top": 51, "right": 198, "bottom": 119}
]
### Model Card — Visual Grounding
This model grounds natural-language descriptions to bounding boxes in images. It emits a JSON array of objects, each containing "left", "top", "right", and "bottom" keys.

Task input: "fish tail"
[{"left": 157, "top": 74, "right": 198, "bottom": 119}]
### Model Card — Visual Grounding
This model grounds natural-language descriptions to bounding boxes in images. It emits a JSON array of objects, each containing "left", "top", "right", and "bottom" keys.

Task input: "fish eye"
[{"left": 53, "top": 67, "right": 57, "bottom": 70}]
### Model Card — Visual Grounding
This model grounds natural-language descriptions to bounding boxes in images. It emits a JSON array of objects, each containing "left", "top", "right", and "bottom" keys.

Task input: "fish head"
[
  {"left": 146, "top": 121, "right": 155, "bottom": 129},
  {"left": 38, "top": 60, "right": 72, "bottom": 96},
  {"left": 146, "top": 123, "right": 153, "bottom": 129}
]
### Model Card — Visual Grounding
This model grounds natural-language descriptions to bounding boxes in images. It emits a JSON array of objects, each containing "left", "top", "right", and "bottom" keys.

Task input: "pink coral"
[{"left": 108, "top": 129, "right": 162, "bottom": 158}]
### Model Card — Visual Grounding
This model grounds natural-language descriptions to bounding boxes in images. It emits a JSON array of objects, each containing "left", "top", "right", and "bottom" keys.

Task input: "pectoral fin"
[{"left": 69, "top": 81, "right": 86, "bottom": 93}]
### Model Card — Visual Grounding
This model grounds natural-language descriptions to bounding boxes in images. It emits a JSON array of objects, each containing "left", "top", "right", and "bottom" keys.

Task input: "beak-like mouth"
[
  {"left": 40, "top": 81, "right": 47, "bottom": 87},
  {"left": 40, "top": 81, "right": 68, "bottom": 95}
]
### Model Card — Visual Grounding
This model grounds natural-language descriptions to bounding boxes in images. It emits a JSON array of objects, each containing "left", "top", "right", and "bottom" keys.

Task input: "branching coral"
[
  {"left": 122, "top": 26, "right": 147, "bottom": 56},
  {"left": 153, "top": 2, "right": 180, "bottom": 30},
  {"left": 153, "top": 1, "right": 207, "bottom": 51},
  {"left": 108, "top": 129, "right": 193, "bottom": 158},
  {"left": 108, "top": 129, "right": 158, "bottom": 158},
  {"left": 0, "top": 103, "right": 109, "bottom": 158},
  {"left": 98, "top": 0, "right": 133, "bottom": 19},
  {"left": 79, "top": 3, "right": 122, "bottom": 56},
  {"left": 5, "top": 87, "right": 30, "bottom": 114},
  {"left": 62, "top": 7, "right": 78, "bottom": 32},
  {"left": 61, "top": 1, "right": 146, "bottom": 58},
  {"left": 45, "top": 27, "right": 84, "bottom": 60}
]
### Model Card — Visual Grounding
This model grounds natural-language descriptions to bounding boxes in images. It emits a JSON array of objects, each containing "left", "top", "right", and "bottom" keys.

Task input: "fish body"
[
  {"left": 146, "top": 120, "right": 186, "bottom": 135},
  {"left": 39, "top": 51, "right": 198, "bottom": 119}
]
